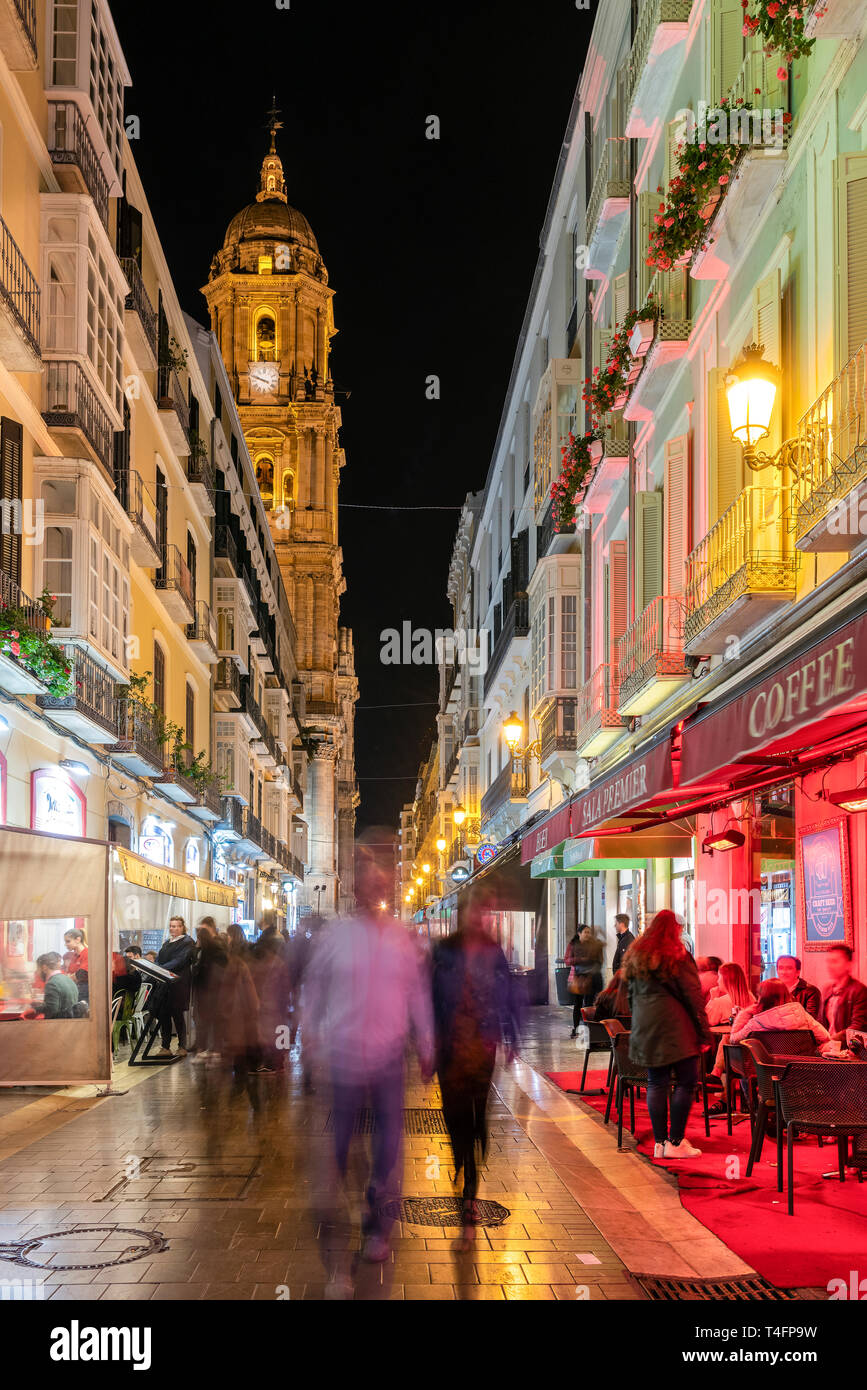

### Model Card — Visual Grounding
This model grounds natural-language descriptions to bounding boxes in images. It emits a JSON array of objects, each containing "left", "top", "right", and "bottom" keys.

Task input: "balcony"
[
  {"left": 617, "top": 595, "right": 692, "bottom": 715},
  {"left": 585, "top": 138, "right": 630, "bottom": 281},
  {"left": 442, "top": 662, "right": 459, "bottom": 712},
  {"left": 119, "top": 257, "right": 157, "bottom": 366},
  {"left": 187, "top": 435, "right": 216, "bottom": 516},
  {"left": 481, "top": 757, "right": 529, "bottom": 824},
  {"left": 0, "top": 0, "right": 37, "bottom": 69},
  {"left": 0, "top": 572, "right": 52, "bottom": 695},
  {"left": 537, "top": 511, "right": 575, "bottom": 560},
  {"left": 214, "top": 656, "right": 242, "bottom": 710},
  {"left": 246, "top": 687, "right": 279, "bottom": 768},
  {"left": 156, "top": 366, "right": 190, "bottom": 455},
  {"left": 576, "top": 663, "right": 626, "bottom": 756},
  {"left": 443, "top": 746, "right": 459, "bottom": 788},
  {"left": 153, "top": 751, "right": 198, "bottom": 805},
  {"left": 626, "top": 0, "right": 693, "bottom": 138},
  {"left": 463, "top": 707, "right": 480, "bottom": 741},
  {"left": 115, "top": 469, "right": 160, "bottom": 566},
  {"left": 0, "top": 212, "right": 40, "bottom": 370},
  {"left": 805, "top": 0, "right": 866, "bottom": 36},
  {"left": 539, "top": 696, "right": 578, "bottom": 773},
  {"left": 42, "top": 361, "right": 113, "bottom": 473},
  {"left": 216, "top": 794, "right": 245, "bottom": 840},
  {"left": 215, "top": 523, "right": 239, "bottom": 576},
  {"left": 483, "top": 593, "right": 530, "bottom": 700},
  {"left": 583, "top": 414, "right": 630, "bottom": 514},
  {"left": 684, "top": 487, "right": 797, "bottom": 655},
  {"left": 155, "top": 543, "right": 195, "bottom": 623},
  {"left": 47, "top": 102, "right": 109, "bottom": 229},
  {"left": 110, "top": 697, "right": 164, "bottom": 776},
  {"left": 794, "top": 340, "right": 867, "bottom": 554},
  {"left": 188, "top": 781, "right": 223, "bottom": 825},
  {"left": 624, "top": 270, "right": 691, "bottom": 423},
  {"left": 35, "top": 644, "right": 117, "bottom": 742},
  {"left": 691, "top": 52, "right": 791, "bottom": 283},
  {"left": 238, "top": 808, "right": 267, "bottom": 857},
  {"left": 186, "top": 600, "right": 218, "bottom": 664}
]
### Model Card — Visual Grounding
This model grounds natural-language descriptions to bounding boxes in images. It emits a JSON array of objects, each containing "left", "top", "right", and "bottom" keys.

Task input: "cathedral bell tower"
[{"left": 203, "top": 110, "right": 359, "bottom": 916}]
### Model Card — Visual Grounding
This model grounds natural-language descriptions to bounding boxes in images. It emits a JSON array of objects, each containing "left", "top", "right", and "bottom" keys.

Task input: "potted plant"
[
  {"left": 0, "top": 591, "right": 71, "bottom": 696},
  {"left": 158, "top": 335, "right": 188, "bottom": 377},
  {"left": 744, "top": 0, "right": 815, "bottom": 62}
]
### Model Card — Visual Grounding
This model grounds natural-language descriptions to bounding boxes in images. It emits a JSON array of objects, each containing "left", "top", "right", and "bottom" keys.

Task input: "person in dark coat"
[
  {"left": 623, "top": 910, "right": 713, "bottom": 1161},
  {"left": 819, "top": 945, "right": 867, "bottom": 1041},
  {"left": 191, "top": 920, "right": 227, "bottom": 1061},
  {"left": 431, "top": 883, "right": 522, "bottom": 1248},
  {"left": 155, "top": 916, "right": 196, "bottom": 1057},
  {"left": 775, "top": 955, "right": 821, "bottom": 1019},
  {"left": 612, "top": 913, "right": 635, "bottom": 974},
  {"left": 566, "top": 925, "right": 604, "bottom": 1036}
]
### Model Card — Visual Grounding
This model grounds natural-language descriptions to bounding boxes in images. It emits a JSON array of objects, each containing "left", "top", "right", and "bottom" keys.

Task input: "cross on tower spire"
[{"left": 257, "top": 101, "right": 287, "bottom": 203}]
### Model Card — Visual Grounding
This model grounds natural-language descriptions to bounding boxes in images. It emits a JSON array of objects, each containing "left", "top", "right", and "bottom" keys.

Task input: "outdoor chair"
[
  {"left": 722, "top": 1042, "right": 756, "bottom": 1138},
  {"left": 575, "top": 1008, "right": 629, "bottom": 1098},
  {"left": 740, "top": 1037, "right": 785, "bottom": 1190},
  {"left": 110, "top": 993, "right": 132, "bottom": 1057},
  {"left": 774, "top": 1059, "right": 867, "bottom": 1215},
  {"left": 747, "top": 1029, "right": 817, "bottom": 1057},
  {"left": 600, "top": 1018, "right": 630, "bottom": 1124},
  {"left": 609, "top": 1031, "right": 648, "bottom": 1151}
]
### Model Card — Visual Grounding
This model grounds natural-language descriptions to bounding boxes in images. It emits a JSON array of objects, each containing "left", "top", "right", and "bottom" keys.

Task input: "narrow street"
[{"left": 0, "top": 1010, "right": 800, "bottom": 1303}]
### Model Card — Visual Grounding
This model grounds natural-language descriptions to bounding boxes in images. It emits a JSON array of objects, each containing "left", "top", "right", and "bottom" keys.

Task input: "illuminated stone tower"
[{"left": 203, "top": 110, "right": 358, "bottom": 915}]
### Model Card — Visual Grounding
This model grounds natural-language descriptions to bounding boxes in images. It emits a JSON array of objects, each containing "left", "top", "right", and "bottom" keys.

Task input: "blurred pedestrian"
[
  {"left": 566, "top": 925, "right": 603, "bottom": 1036},
  {"left": 431, "top": 883, "right": 521, "bottom": 1247},
  {"left": 155, "top": 916, "right": 195, "bottom": 1059},
  {"left": 305, "top": 862, "right": 435, "bottom": 1262},
  {"left": 249, "top": 921, "right": 292, "bottom": 1073},
  {"left": 623, "top": 910, "right": 713, "bottom": 1161},
  {"left": 191, "top": 919, "right": 227, "bottom": 1063},
  {"left": 216, "top": 924, "right": 261, "bottom": 1086},
  {"left": 288, "top": 915, "right": 323, "bottom": 1091}
]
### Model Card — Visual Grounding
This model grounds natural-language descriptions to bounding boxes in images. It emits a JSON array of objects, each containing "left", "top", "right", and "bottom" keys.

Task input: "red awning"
[
  {"left": 570, "top": 737, "right": 675, "bottom": 837},
  {"left": 520, "top": 801, "right": 573, "bottom": 864},
  {"left": 680, "top": 610, "right": 867, "bottom": 788}
]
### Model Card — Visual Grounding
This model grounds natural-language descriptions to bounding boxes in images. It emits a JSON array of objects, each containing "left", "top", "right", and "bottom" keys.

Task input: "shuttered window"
[
  {"left": 664, "top": 436, "right": 691, "bottom": 596},
  {"left": 637, "top": 191, "right": 657, "bottom": 308},
  {"left": 153, "top": 640, "right": 165, "bottom": 715},
  {"left": 185, "top": 681, "right": 195, "bottom": 757},
  {"left": 710, "top": 0, "right": 744, "bottom": 107},
  {"left": 635, "top": 491, "right": 663, "bottom": 614},
  {"left": 837, "top": 154, "right": 867, "bottom": 366},
  {"left": 753, "top": 269, "right": 782, "bottom": 453},
  {"left": 560, "top": 594, "right": 577, "bottom": 689},
  {"left": 0, "top": 417, "right": 23, "bottom": 586},
  {"left": 612, "top": 274, "right": 629, "bottom": 332},
  {"left": 709, "top": 366, "right": 744, "bottom": 521},
  {"left": 607, "top": 539, "right": 628, "bottom": 668}
]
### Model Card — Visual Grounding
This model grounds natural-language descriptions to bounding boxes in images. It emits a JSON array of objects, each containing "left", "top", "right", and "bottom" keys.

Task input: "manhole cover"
[
  {"left": 102, "top": 1155, "right": 258, "bottom": 1202},
  {"left": 324, "top": 1108, "right": 449, "bottom": 1136},
  {"left": 380, "top": 1197, "right": 510, "bottom": 1228},
  {"left": 633, "top": 1274, "right": 802, "bottom": 1301},
  {"left": 0, "top": 1226, "right": 168, "bottom": 1272}
]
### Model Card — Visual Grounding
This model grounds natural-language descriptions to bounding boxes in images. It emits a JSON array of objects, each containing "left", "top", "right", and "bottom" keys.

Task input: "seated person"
[
  {"left": 697, "top": 955, "right": 723, "bottom": 1002},
  {"left": 730, "top": 977, "right": 829, "bottom": 1047},
  {"left": 593, "top": 969, "right": 630, "bottom": 1022},
  {"left": 775, "top": 954, "right": 820, "bottom": 1018},
  {"left": 36, "top": 952, "right": 80, "bottom": 1019},
  {"left": 706, "top": 962, "right": 755, "bottom": 1026},
  {"left": 820, "top": 945, "right": 867, "bottom": 1042}
]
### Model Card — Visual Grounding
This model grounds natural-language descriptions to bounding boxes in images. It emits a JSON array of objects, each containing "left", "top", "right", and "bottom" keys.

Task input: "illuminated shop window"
[{"left": 140, "top": 818, "right": 173, "bottom": 868}]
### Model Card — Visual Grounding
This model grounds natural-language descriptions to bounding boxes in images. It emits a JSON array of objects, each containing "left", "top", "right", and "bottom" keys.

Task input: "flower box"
[
  {"left": 613, "top": 389, "right": 629, "bottom": 411},
  {"left": 588, "top": 438, "right": 604, "bottom": 465},
  {"left": 0, "top": 649, "right": 49, "bottom": 695},
  {"left": 628, "top": 318, "right": 656, "bottom": 358}
]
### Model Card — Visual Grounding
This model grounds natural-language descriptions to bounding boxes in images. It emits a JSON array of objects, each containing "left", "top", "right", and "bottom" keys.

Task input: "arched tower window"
[
  {"left": 254, "top": 309, "right": 277, "bottom": 362},
  {"left": 256, "top": 455, "right": 275, "bottom": 507},
  {"left": 281, "top": 468, "right": 295, "bottom": 511}
]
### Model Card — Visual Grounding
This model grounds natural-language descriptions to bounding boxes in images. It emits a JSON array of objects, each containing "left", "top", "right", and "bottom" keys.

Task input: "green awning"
[
  {"left": 530, "top": 843, "right": 566, "bottom": 878},
  {"left": 562, "top": 837, "right": 648, "bottom": 876}
]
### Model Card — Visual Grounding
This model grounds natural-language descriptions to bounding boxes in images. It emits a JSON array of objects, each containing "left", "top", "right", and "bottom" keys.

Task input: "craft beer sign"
[{"left": 798, "top": 819, "right": 853, "bottom": 950}]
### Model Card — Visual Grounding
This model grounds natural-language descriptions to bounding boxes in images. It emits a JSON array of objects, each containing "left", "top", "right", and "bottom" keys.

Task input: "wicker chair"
[
  {"left": 740, "top": 1037, "right": 786, "bottom": 1190},
  {"left": 774, "top": 1059, "right": 867, "bottom": 1214},
  {"left": 608, "top": 1031, "right": 648, "bottom": 1151}
]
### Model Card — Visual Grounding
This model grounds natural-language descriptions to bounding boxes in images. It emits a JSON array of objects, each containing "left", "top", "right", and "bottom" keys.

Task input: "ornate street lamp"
[
  {"left": 453, "top": 804, "right": 467, "bottom": 827},
  {"left": 503, "top": 711, "right": 524, "bottom": 750},
  {"left": 725, "top": 344, "right": 804, "bottom": 476}
]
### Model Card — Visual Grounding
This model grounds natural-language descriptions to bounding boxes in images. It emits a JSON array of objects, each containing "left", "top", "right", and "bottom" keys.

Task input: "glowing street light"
[
  {"left": 726, "top": 345, "right": 779, "bottom": 449},
  {"left": 503, "top": 711, "right": 524, "bottom": 750},
  {"left": 453, "top": 804, "right": 467, "bottom": 827}
]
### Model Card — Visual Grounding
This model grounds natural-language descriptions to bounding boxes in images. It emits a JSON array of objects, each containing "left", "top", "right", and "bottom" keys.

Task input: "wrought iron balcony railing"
[
  {"left": 155, "top": 542, "right": 195, "bottom": 618},
  {"left": 576, "top": 662, "right": 624, "bottom": 754},
  {"left": 481, "top": 757, "right": 529, "bottom": 822},
  {"left": 0, "top": 211, "right": 39, "bottom": 360},
  {"left": 47, "top": 102, "right": 109, "bottom": 227},
  {"left": 114, "top": 468, "right": 160, "bottom": 563},
  {"left": 113, "top": 695, "right": 164, "bottom": 770},
  {"left": 186, "top": 598, "right": 217, "bottom": 651},
  {"left": 0, "top": 570, "right": 48, "bottom": 632},
  {"left": 214, "top": 656, "right": 242, "bottom": 703},
  {"left": 42, "top": 360, "right": 113, "bottom": 472},
  {"left": 616, "top": 595, "right": 691, "bottom": 713},
  {"left": 463, "top": 707, "right": 480, "bottom": 740},
  {"left": 586, "top": 137, "right": 630, "bottom": 248},
  {"left": 795, "top": 337, "right": 867, "bottom": 547},
  {"left": 157, "top": 365, "right": 190, "bottom": 440},
  {"left": 483, "top": 594, "right": 530, "bottom": 699},
  {"left": 539, "top": 696, "right": 578, "bottom": 762},
  {"left": 685, "top": 487, "right": 796, "bottom": 645},
  {"left": 36, "top": 643, "right": 116, "bottom": 733},
  {"left": 626, "top": 0, "right": 693, "bottom": 127},
  {"left": 214, "top": 523, "right": 239, "bottom": 572},
  {"left": 119, "top": 257, "right": 158, "bottom": 359},
  {"left": 10, "top": 0, "right": 37, "bottom": 60}
]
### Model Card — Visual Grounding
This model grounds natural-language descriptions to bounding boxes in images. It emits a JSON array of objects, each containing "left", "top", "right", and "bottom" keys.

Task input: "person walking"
[
  {"left": 304, "top": 861, "right": 435, "bottom": 1264},
  {"left": 216, "top": 925, "right": 262, "bottom": 1091},
  {"left": 191, "top": 920, "right": 226, "bottom": 1062},
  {"left": 566, "top": 925, "right": 603, "bottom": 1036},
  {"left": 612, "top": 913, "right": 635, "bottom": 974},
  {"left": 155, "top": 916, "right": 196, "bottom": 1058},
  {"left": 431, "top": 883, "right": 522, "bottom": 1248},
  {"left": 623, "top": 909, "right": 713, "bottom": 1161}
]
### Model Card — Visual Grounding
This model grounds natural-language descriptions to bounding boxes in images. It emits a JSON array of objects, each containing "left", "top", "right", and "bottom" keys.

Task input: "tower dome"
[{"left": 220, "top": 110, "right": 320, "bottom": 263}]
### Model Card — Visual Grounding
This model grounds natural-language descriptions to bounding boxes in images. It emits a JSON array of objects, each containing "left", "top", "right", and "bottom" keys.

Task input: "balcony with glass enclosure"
[{"left": 585, "top": 138, "right": 630, "bottom": 282}]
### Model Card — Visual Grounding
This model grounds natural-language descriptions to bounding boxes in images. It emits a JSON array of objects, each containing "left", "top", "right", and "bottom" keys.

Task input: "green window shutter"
[
  {"left": 708, "top": 367, "right": 744, "bottom": 522},
  {"left": 836, "top": 154, "right": 867, "bottom": 366},
  {"left": 0, "top": 417, "right": 23, "bottom": 587},
  {"left": 608, "top": 538, "right": 628, "bottom": 668},
  {"left": 710, "top": 0, "right": 745, "bottom": 107},
  {"left": 635, "top": 491, "right": 663, "bottom": 614},
  {"left": 612, "top": 273, "right": 629, "bottom": 332},
  {"left": 664, "top": 435, "right": 690, "bottom": 596}
]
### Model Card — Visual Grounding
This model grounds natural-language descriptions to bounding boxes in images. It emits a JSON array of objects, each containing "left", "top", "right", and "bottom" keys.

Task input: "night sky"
[{"left": 113, "top": 0, "right": 588, "bottom": 834}]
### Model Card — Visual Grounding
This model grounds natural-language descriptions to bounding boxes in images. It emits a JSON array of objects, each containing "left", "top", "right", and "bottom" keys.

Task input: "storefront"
[
  {"left": 112, "top": 846, "right": 239, "bottom": 954},
  {"left": 457, "top": 844, "right": 548, "bottom": 998}
]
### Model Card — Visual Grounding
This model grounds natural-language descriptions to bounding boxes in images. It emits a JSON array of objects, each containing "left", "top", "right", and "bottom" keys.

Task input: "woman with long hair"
[
  {"left": 623, "top": 910, "right": 713, "bottom": 1160},
  {"left": 730, "top": 977, "right": 829, "bottom": 1046},
  {"left": 706, "top": 962, "right": 755, "bottom": 1026}
]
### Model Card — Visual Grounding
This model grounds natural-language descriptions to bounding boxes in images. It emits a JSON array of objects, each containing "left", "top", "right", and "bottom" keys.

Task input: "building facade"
[
  {"left": 202, "top": 119, "right": 358, "bottom": 916},
  {"left": 415, "top": 0, "right": 867, "bottom": 1002}
]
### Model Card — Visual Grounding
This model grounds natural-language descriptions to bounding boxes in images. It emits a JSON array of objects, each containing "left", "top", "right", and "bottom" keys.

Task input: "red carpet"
[
  {"left": 550, "top": 1067, "right": 867, "bottom": 1288},
  {"left": 544, "top": 1070, "right": 610, "bottom": 1093}
]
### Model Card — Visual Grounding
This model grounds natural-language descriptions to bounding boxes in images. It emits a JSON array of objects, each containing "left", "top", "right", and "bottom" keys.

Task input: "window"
[
  {"left": 255, "top": 311, "right": 277, "bottom": 362},
  {"left": 185, "top": 682, "right": 195, "bottom": 757},
  {"left": 560, "top": 594, "right": 577, "bottom": 689},
  {"left": 153, "top": 640, "right": 165, "bottom": 715},
  {"left": 531, "top": 600, "right": 546, "bottom": 712},
  {"left": 547, "top": 595, "right": 556, "bottom": 692},
  {"left": 0, "top": 418, "right": 23, "bottom": 585},
  {"left": 281, "top": 468, "right": 295, "bottom": 510},
  {"left": 88, "top": 0, "right": 125, "bottom": 177},
  {"left": 256, "top": 456, "right": 275, "bottom": 506},
  {"left": 51, "top": 1, "right": 78, "bottom": 86},
  {"left": 186, "top": 532, "right": 197, "bottom": 602},
  {"left": 44, "top": 526, "right": 73, "bottom": 627},
  {"left": 258, "top": 255, "right": 273, "bottom": 276}
]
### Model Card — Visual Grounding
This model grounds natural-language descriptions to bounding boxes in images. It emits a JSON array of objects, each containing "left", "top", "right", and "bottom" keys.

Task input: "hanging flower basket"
[
  {"left": 551, "top": 428, "right": 602, "bottom": 532},
  {"left": 585, "top": 297, "right": 660, "bottom": 425},
  {"left": 744, "top": 0, "right": 815, "bottom": 62}
]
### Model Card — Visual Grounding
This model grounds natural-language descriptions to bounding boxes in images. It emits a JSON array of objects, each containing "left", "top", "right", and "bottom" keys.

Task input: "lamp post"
[
  {"left": 725, "top": 344, "right": 805, "bottom": 476},
  {"left": 312, "top": 882, "right": 327, "bottom": 915}
]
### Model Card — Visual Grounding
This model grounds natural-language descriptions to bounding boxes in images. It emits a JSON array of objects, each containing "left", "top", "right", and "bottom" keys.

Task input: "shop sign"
[
  {"left": 450, "top": 862, "right": 471, "bottom": 883},
  {"left": 681, "top": 615, "right": 867, "bottom": 785},
  {"left": 798, "top": 819, "right": 853, "bottom": 950},
  {"left": 194, "top": 876, "right": 241, "bottom": 909},
  {"left": 116, "top": 846, "right": 197, "bottom": 902},
  {"left": 520, "top": 802, "right": 573, "bottom": 864},
  {"left": 571, "top": 740, "right": 672, "bottom": 836},
  {"left": 476, "top": 842, "right": 498, "bottom": 865},
  {"left": 30, "top": 768, "right": 85, "bottom": 837}
]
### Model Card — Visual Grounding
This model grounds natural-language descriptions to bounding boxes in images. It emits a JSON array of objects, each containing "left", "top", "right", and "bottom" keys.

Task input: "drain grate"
[
  {"left": 380, "top": 1196, "right": 510, "bottom": 1228},
  {"left": 101, "top": 1155, "right": 259, "bottom": 1203},
  {"left": 324, "top": 1108, "right": 449, "bottom": 1136},
  {"left": 632, "top": 1274, "right": 802, "bottom": 1301},
  {"left": 0, "top": 1226, "right": 168, "bottom": 1273}
]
